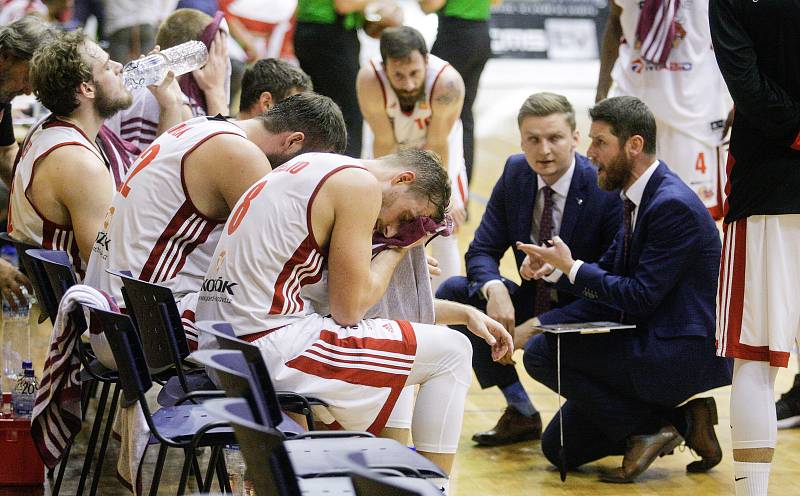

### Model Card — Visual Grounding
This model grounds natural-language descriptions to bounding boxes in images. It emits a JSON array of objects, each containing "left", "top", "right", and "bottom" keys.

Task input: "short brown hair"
[
  {"left": 30, "top": 30, "right": 92, "bottom": 117},
  {"left": 258, "top": 92, "right": 347, "bottom": 154},
  {"left": 517, "top": 92, "right": 576, "bottom": 131},
  {"left": 0, "top": 15, "right": 55, "bottom": 61},
  {"left": 393, "top": 148, "right": 451, "bottom": 223},
  {"left": 589, "top": 96, "right": 657, "bottom": 154},
  {"left": 156, "top": 9, "right": 212, "bottom": 49}
]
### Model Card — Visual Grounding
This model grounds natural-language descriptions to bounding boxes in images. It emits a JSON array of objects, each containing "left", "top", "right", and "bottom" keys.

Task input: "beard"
[
  {"left": 95, "top": 83, "right": 132, "bottom": 119},
  {"left": 395, "top": 86, "right": 425, "bottom": 112},
  {"left": 266, "top": 149, "right": 301, "bottom": 168},
  {"left": 597, "top": 150, "right": 632, "bottom": 191}
]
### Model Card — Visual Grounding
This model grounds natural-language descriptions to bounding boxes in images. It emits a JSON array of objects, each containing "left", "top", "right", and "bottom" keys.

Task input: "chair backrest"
[
  {"left": 203, "top": 398, "right": 302, "bottom": 496},
  {"left": 13, "top": 245, "right": 58, "bottom": 324},
  {"left": 107, "top": 269, "right": 190, "bottom": 375},
  {"left": 348, "top": 453, "right": 425, "bottom": 496},
  {"left": 194, "top": 321, "right": 284, "bottom": 427},
  {"left": 190, "top": 349, "right": 267, "bottom": 425},
  {"left": 26, "top": 249, "right": 81, "bottom": 326},
  {"left": 84, "top": 305, "right": 152, "bottom": 408}
]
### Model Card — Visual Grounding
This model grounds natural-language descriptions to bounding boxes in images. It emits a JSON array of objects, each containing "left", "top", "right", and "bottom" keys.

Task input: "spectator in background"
[
  {"left": 101, "top": 0, "right": 161, "bottom": 64},
  {"left": 421, "top": 0, "right": 499, "bottom": 185},
  {"left": 237, "top": 58, "right": 312, "bottom": 119}
]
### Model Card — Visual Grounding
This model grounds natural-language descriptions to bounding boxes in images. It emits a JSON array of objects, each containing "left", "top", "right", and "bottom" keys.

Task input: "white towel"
[{"left": 31, "top": 285, "right": 117, "bottom": 468}]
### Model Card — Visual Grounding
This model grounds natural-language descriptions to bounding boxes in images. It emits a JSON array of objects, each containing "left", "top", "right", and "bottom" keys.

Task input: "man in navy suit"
[
  {"left": 435, "top": 93, "right": 622, "bottom": 446},
  {"left": 517, "top": 96, "right": 732, "bottom": 482}
]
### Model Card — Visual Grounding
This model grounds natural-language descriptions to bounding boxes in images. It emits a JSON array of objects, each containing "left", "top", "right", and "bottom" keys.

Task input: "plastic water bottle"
[
  {"left": 122, "top": 40, "right": 209, "bottom": 91},
  {"left": 223, "top": 445, "right": 252, "bottom": 496},
  {"left": 12, "top": 367, "right": 37, "bottom": 418},
  {"left": 2, "top": 288, "right": 31, "bottom": 395}
]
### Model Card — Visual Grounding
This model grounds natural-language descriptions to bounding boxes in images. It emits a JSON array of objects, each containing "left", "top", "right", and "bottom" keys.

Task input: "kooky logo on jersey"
[{"left": 199, "top": 274, "right": 239, "bottom": 304}]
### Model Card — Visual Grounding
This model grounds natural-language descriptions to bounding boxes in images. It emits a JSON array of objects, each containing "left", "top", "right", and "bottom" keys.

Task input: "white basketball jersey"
[
  {"left": 8, "top": 117, "right": 108, "bottom": 279},
  {"left": 369, "top": 54, "right": 468, "bottom": 207},
  {"left": 611, "top": 0, "right": 729, "bottom": 147},
  {"left": 196, "top": 152, "right": 365, "bottom": 337},
  {"left": 84, "top": 116, "right": 247, "bottom": 311}
]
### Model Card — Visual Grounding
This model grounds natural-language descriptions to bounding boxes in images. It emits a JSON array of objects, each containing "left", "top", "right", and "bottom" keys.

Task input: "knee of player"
[
  {"left": 522, "top": 336, "right": 550, "bottom": 381},
  {"left": 434, "top": 275, "right": 467, "bottom": 300},
  {"left": 450, "top": 328, "right": 473, "bottom": 365}
]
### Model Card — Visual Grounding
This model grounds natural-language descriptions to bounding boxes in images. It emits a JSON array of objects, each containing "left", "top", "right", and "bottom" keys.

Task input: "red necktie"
[{"left": 534, "top": 187, "right": 555, "bottom": 316}]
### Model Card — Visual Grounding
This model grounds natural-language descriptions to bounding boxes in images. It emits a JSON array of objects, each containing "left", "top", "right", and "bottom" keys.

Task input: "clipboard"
[{"left": 536, "top": 321, "right": 636, "bottom": 481}]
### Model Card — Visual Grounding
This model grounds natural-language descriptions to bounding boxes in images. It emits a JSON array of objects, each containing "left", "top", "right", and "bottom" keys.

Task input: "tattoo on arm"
[{"left": 434, "top": 81, "right": 460, "bottom": 105}]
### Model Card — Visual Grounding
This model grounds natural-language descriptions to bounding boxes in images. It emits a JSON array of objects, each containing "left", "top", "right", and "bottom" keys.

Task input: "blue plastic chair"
[
  {"left": 26, "top": 248, "right": 120, "bottom": 496},
  {"left": 105, "top": 269, "right": 217, "bottom": 407},
  {"left": 204, "top": 398, "right": 443, "bottom": 496},
  {"left": 194, "top": 321, "right": 447, "bottom": 480},
  {"left": 86, "top": 305, "right": 237, "bottom": 495}
]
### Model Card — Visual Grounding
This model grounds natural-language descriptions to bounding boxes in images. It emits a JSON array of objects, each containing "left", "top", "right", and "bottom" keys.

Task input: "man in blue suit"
[
  {"left": 517, "top": 96, "right": 732, "bottom": 482},
  {"left": 435, "top": 93, "right": 622, "bottom": 446}
]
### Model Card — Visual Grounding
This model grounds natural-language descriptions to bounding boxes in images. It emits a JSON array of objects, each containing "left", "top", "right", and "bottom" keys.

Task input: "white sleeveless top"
[
  {"left": 84, "top": 116, "right": 248, "bottom": 308},
  {"left": 195, "top": 152, "right": 366, "bottom": 337},
  {"left": 368, "top": 53, "right": 468, "bottom": 206},
  {"left": 611, "top": 0, "right": 729, "bottom": 146},
  {"left": 8, "top": 117, "right": 108, "bottom": 279}
]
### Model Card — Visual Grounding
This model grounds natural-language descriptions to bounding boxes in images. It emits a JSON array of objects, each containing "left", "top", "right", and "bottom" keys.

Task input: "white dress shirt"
[{"left": 563, "top": 160, "right": 660, "bottom": 284}]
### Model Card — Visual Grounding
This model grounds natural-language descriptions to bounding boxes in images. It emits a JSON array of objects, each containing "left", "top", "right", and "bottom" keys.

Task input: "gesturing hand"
[{"left": 515, "top": 236, "right": 575, "bottom": 278}]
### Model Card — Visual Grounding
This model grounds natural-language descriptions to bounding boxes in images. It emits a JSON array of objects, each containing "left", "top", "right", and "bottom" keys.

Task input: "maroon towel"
[
  {"left": 178, "top": 10, "right": 225, "bottom": 115},
  {"left": 635, "top": 0, "right": 682, "bottom": 66},
  {"left": 96, "top": 124, "right": 139, "bottom": 190},
  {"left": 372, "top": 216, "right": 453, "bottom": 255}
]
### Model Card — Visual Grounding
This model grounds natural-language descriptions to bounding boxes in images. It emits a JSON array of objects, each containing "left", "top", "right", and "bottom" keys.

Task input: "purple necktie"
[
  {"left": 622, "top": 198, "right": 636, "bottom": 274},
  {"left": 534, "top": 187, "right": 555, "bottom": 316}
]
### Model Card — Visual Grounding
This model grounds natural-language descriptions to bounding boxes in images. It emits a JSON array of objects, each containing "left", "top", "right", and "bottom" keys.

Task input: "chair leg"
[
  {"left": 80, "top": 379, "right": 95, "bottom": 419},
  {"left": 88, "top": 384, "right": 120, "bottom": 496},
  {"left": 202, "top": 446, "right": 220, "bottom": 493},
  {"left": 176, "top": 448, "right": 193, "bottom": 496},
  {"left": 51, "top": 443, "right": 71, "bottom": 496},
  {"left": 76, "top": 381, "right": 110, "bottom": 496},
  {"left": 191, "top": 451, "right": 204, "bottom": 490},
  {"left": 149, "top": 445, "right": 167, "bottom": 496},
  {"left": 216, "top": 453, "right": 230, "bottom": 493}
]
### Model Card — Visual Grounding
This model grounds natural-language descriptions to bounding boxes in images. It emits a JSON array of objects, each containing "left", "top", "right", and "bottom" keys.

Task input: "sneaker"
[{"left": 776, "top": 374, "right": 800, "bottom": 429}]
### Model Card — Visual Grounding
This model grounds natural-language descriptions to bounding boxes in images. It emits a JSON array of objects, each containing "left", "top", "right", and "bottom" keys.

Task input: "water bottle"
[
  {"left": 223, "top": 445, "right": 247, "bottom": 496},
  {"left": 122, "top": 40, "right": 209, "bottom": 91},
  {"left": 2, "top": 288, "right": 31, "bottom": 395},
  {"left": 11, "top": 367, "right": 37, "bottom": 418}
]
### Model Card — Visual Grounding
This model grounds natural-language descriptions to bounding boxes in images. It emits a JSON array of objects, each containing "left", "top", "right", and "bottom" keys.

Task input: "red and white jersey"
[
  {"left": 8, "top": 117, "right": 109, "bottom": 279},
  {"left": 84, "top": 116, "right": 247, "bottom": 317},
  {"left": 195, "top": 152, "right": 366, "bottom": 337},
  {"left": 611, "top": 0, "right": 729, "bottom": 147},
  {"left": 368, "top": 54, "right": 468, "bottom": 207}
]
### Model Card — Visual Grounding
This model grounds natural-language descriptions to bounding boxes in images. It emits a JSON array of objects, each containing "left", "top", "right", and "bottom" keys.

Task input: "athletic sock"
[
  {"left": 733, "top": 461, "right": 771, "bottom": 496},
  {"left": 500, "top": 381, "right": 537, "bottom": 418}
]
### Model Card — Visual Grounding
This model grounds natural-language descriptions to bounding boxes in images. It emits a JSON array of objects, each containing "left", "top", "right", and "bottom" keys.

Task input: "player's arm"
[
  {"left": 427, "top": 66, "right": 464, "bottom": 170},
  {"left": 418, "top": 0, "right": 445, "bottom": 14},
  {"left": 710, "top": 0, "right": 800, "bottom": 146},
  {"left": 334, "top": 0, "right": 370, "bottom": 14},
  {"left": 189, "top": 134, "right": 272, "bottom": 218},
  {"left": 193, "top": 31, "right": 230, "bottom": 116},
  {"left": 0, "top": 142, "right": 17, "bottom": 188},
  {"left": 356, "top": 65, "right": 398, "bottom": 157},
  {"left": 596, "top": 1, "right": 622, "bottom": 102},
  {"left": 434, "top": 298, "right": 513, "bottom": 362},
  {"left": 325, "top": 169, "right": 409, "bottom": 326},
  {"left": 150, "top": 71, "right": 190, "bottom": 138},
  {"left": 48, "top": 147, "right": 115, "bottom": 261}
]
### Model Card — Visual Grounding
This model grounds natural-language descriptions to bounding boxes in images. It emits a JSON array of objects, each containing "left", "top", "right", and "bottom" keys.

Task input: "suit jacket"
[
  {"left": 540, "top": 162, "right": 732, "bottom": 405},
  {"left": 465, "top": 153, "right": 622, "bottom": 313}
]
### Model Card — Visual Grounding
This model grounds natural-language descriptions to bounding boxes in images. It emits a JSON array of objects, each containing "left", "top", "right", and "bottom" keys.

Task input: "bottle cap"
[{"left": 22, "top": 360, "right": 32, "bottom": 369}]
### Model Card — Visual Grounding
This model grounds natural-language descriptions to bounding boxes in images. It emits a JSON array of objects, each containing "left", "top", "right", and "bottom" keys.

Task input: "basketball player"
[
  {"left": 711, "top": 1, "right": 800, "bottom": 494},
  {"left": 84, "top": 92, "right": 346, "bottom": 349},
  {"left": 357, "top": 26, "right": 467, "bottom": 290},
  {"left": 8, "top": 30, "right": 135, "bottom": 278},
  {"left": 596, "top": 0, "right": 731, "bottom": 219},
  {"left": 195, "top": 149, "right": 513, "bottom": 482},
  {"left": 237, "top": 58, "right": 313, "bottom": 120}
]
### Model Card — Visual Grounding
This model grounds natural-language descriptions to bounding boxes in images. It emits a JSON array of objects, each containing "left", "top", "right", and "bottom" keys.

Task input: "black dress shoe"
[
  {"left": 471, "top": 407, "right": 542, "bottom": 446},
  {"left": 681, "top": 397, "right": 722, "bottom": 473},
  {"left": 599, "top": 425, "right": 683, "bottom": 483}
]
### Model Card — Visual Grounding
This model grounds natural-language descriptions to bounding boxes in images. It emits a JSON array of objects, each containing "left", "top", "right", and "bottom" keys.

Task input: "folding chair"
[
  {"left": 87, "top": 305, "right": 237, "bottom": 495},
  {"left": 26, "top": 249, "right": 120, "bottom": 496},
  {"left": 0, "top": 232, "right": 52, "bottom": 323},
  {"left": 204, "top": 398, "right": 443, "bottom": 496},
  {"left": 106, "top": 270, "right": 217, "bottom": 406},
  {"left": 194, "top": 321, "right": 447, "bottom": 480}
]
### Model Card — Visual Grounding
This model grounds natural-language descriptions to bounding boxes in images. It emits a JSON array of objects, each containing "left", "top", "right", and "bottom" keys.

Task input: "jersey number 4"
[{"left": 695, "top": 152, "right": 707, "bottom": 175}]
